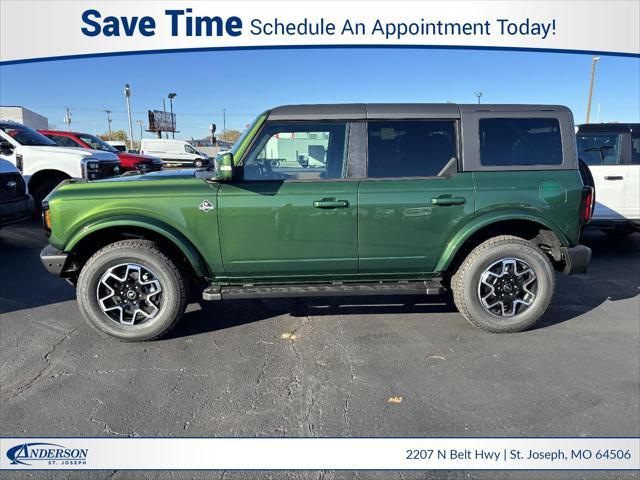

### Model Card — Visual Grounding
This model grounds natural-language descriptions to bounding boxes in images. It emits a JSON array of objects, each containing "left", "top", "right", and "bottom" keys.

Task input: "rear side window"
[
  {"left": 479, "top": 118, "right": 563, "bottom": 166},
  {"left": 576, "top": 133, "right": 622, "bottom": 165},
  {"left": 367, "top": 120, "right": 457, "bottom": 178}
]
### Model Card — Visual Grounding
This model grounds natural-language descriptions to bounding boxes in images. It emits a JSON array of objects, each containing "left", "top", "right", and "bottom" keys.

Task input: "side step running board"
[{"left": 202, "top": 280, "right": 444, "bottom": 301}]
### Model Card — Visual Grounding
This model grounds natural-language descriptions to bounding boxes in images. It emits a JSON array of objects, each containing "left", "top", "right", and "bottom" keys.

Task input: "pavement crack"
[
  {"left": 89, "top": 398, "right": 139, "bottom": 437},
  {"left": 338, "top": 313, "right": 354, "bottom": 435},
  {"left": 172, "top": 368, "right": 186, "bottom": 393},
  {"left": 2, "top": 325, "right": 80, "bottom": 400}
]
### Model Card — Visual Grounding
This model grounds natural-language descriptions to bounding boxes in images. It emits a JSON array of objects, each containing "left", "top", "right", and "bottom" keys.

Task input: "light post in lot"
[
  {"left": 168, "top": 93, "right": 177, "bottom": 139},
  {"left": 586, "top": 56, "right": 601, "bottom": 124},
  {"left": 124, "top": 84, "right": 134, "bottom": 152},
  {"left": 136, "top": 120, "right": 144, "bottom": 150}
]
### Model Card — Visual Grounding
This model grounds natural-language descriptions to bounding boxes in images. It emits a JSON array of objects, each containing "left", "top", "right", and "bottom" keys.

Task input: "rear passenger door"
[{"left": 358, "top": 120, "right": 474, "bottom": 274}]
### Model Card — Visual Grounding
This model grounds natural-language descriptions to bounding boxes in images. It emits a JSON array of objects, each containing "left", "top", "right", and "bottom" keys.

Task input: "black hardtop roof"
[
  {"left": 267, "top": 103, "right": 571, "bottom": 121},
  {"left": 578, "top": 123, "right": 639, "bottom": 133}
]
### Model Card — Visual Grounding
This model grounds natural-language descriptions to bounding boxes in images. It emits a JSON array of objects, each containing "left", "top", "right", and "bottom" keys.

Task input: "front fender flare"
[
  {"left": 435, "top": 212, "right": 571, "bottom": 272},
  {"left": 66, "top": 216, "right": 209, "bottom": 278}
]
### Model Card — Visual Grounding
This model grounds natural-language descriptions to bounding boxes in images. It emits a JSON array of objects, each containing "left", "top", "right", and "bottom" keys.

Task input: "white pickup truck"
[
  {"left": 577, "top": 123, "right": 640, "bottom": 235},
  {"left": 0, "top": 121, "right": 120, "bottom": 212}
]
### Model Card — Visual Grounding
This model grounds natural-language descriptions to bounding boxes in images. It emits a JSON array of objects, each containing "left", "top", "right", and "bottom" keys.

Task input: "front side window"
[
  {"left": 185, "top": 144, "right": 198, "bottom": 154},
  {"left": 77, "top": 134, "right": 118, "bottom": 153},
  {"left": 480, "top": 118, "right": 563, "bottom": 166},
  {"left": 242, "top": 122, "right": 348, "bottom": 181},
  {"left": 47, "top": 134, "right": 82, "bottom": 148},
  {"left": 576, "top": 133, "right": 622, "bottom": 166},
  {"left": 631, "top": 133, "right": 640, "bottom": 165},
  {"left": 367, "top": 120, "right": 457, "bottom": 178}
]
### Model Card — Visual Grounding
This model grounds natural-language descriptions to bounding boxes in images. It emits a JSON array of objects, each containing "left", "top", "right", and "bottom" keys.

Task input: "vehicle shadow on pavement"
[
  {"left": 168, "top": 296, "right": 458, "bottom": 339},
  {"left": 535, "top": 230, "right": 639, "bottom": 329},
  {"left": 0, "top": 221, "right": 75, "bottom": 315}
]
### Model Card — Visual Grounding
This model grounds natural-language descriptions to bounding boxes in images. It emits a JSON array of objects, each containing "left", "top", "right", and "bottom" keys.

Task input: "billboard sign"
[{"left": 148, "top": 110, "right": 176, "bottom": 132}]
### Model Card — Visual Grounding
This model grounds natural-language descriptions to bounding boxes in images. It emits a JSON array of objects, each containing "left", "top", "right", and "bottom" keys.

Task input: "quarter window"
[
  {"left": 367, "top": 120, "right": 457, "bottom": 178},
  {"left": 576, "top": 133, "right": 622, "bottom": 166},
  {"left": 242, "top": 122, "right": 348, "bottom": 181},
  {"left": 479, "top": 118, "right": 563, "bottom": 166}
]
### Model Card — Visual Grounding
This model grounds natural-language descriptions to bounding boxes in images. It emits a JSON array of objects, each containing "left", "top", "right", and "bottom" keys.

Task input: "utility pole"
[
  {"left": 168, "top": 93, "right": 177, "bottom": 139},
  {"left": 222, "top": 108, "right": 226, "bottom": 142},
  {"left": 104, "top": 110, "right": 112, "bottom": 140},
  {"left": 124, "top": 84, "right": 134, "bottom": 152},
  {"left": 586, "top": 56, "right": 601, "bottom": 124},
  {"left": 474, "top": 92, "right": 483, "bottom": 104},
  {"left": 63, "top": 108, "right": 72, "bottom": 131}
]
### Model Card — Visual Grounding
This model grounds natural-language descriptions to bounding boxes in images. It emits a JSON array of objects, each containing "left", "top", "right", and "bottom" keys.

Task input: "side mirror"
[
  {"left": 0, "top": 140, "right": 15, "bottom": 154},
  {"left": 216, "top": 152, "right": 235, "bottom": 180}
]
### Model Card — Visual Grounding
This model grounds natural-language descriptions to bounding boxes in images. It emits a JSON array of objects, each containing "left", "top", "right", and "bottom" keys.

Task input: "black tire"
[
  {"left": 194, "top": 159, "right": 203, "bottom": 168},
  {"left": 32, "top": 178, "right": 66, "bottom": 214},
  {"left": 451, "top": 235, "right": 556, "bottom": 333},
  {"left": 76, "top": 239, "right": 188, "bottom": 341}
]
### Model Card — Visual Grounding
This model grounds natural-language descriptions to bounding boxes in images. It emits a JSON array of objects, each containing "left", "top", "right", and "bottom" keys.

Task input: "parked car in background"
[
  {"left": 41, "top": 103, "right": 593, "bottom": 341},
  {"left": 577, "top": 123, "right": 640, "bottom": 235},
  {"left": 40, "top": 130, "right": 163, "bottom": 174},
  {"left": 0, "top": 157, "right": 33, "bottom": 228},
  {"left": 0, "top": 122, "right": 120, "bottom": 212},
  {"left": 107, "top": 141, "right": 128, "bottom": 152},
  {"left": 140, "top": 138, "right": 210, "bottom": 168}
]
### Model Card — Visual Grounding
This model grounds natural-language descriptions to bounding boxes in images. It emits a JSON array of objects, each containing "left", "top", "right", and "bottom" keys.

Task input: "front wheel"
[
  {"left": 451, "top": 235, "right": 555, "bottom": 333},
  {"left": 194, "top": 159, "right": 204, "bottom": 168},
  {"left": 76, "top": 240, "right": 188, "bottom": 341}
]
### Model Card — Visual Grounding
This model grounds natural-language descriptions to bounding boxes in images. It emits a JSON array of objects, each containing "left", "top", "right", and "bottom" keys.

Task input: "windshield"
[
  {"left": 0, "top": 123, "right": 57, "bottom": 146},
  {"left": 77, "top": 133, "right": 119, "bottom": 153}
]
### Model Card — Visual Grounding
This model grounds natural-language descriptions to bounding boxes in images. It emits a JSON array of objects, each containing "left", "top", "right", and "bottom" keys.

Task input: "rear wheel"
[
  {"left": 451, "top": 235, "right": 555, "bottom": 333},
  {"left": 77, "top": 239, "right": 188, "bottom": 341}
]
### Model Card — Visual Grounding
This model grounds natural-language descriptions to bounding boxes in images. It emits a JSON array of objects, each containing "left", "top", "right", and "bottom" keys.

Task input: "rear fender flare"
[{"left": 435, "top": 212, "right": 571, "bottom": 272}]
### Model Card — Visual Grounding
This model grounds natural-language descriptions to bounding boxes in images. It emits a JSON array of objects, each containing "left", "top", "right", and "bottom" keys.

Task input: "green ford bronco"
[{"left": 40, "top": 104, "right": 594, "bottom": 341}]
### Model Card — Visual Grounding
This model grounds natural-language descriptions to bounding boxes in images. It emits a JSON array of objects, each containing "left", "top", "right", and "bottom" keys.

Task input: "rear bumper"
[
  {"left": 40, "top": 244, "right": 69, "bottom": 277},
  {"left": 0, "top": 195, "right": 33, "bottom": 227},
  {"left": 561, "top": 244, "right": 592, "bottom": 275}
]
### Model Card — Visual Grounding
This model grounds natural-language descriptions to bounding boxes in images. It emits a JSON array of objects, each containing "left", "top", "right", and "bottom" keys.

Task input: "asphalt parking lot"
[{"left": 1, "top": 220, "right": 638, "bottom": 480}]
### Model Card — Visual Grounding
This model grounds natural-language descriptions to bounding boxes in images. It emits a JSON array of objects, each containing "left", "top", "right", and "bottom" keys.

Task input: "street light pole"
[
  {"left": 222, "top": 108, "right": 226, "bottom": 142},
  {"left": 586, "top": 56, "right": 601, "bottom": 124},
  {"left": 124, "top": 84, "right": 134, "bottom": 152},
  {"left": 63, "top": 107, "right": 72, "bottom": 131},
  {"left": 168, "top": 93, "right": 177, "bottom": 139},
  {"left": 136, "top": 120, "right": 144, "bottom": 149}
]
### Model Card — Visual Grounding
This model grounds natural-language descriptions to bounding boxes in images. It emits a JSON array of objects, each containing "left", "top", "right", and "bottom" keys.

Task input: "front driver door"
[{"left": 217, "top": 121, "right": 359, "bottom": 279}]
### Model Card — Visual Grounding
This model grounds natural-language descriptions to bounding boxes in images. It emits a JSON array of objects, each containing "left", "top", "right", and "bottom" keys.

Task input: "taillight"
[
  {"left": 42, "top": 201, "right": 52, "bottom": 233},
  {"left": 581, "top": 186, "right": 594, "bottom": 224}
]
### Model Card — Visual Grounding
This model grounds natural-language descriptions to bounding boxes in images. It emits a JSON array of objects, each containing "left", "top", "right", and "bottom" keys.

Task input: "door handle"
[
  {"left": 604, "top": 176, "right": 624, "bottom": 180},
  {"left": 313, "top": 199, "right": 349, "bottom": 209},
  {"left": 431, "top": 196, "right": 466, "bottom": 206}
]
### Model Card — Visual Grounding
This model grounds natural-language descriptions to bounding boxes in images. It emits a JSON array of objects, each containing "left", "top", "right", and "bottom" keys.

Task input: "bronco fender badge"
[{"left": 199, "top": 200, "right": 215, "bottom": 212}]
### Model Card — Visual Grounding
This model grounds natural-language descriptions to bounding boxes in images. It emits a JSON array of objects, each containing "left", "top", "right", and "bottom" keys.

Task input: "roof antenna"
[{"left": 474, "top": 92, "right": 483, "bottom": 104}]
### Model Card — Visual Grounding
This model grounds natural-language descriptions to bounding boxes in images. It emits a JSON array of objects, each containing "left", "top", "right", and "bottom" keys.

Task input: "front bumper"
[
  {"left": 0, "top": 195, "right": 34, "bottom": 227},
  {"left": 561, "top": 244, "right": 592, "bottom": 275},
  {"left": 40, "top": 244, "right": 69, "bottom": 276}
]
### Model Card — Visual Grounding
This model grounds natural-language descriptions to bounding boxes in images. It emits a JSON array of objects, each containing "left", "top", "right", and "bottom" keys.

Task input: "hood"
[
  {"left": 118, "top": 152, "right": 163, "bottom": 164},
  {"left": 0, "top": 158, "right": 20, "bottom": 174},
  {"left": 27, "top": 145, "right": 119, "bottom": 161},
  {"left": 93, "top": 169, "right": 197, "bottom": 183}
]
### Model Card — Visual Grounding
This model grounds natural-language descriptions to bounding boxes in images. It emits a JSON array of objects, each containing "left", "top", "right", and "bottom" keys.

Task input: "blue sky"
[{"left": 1, "top": 48, "right": 638, "bottom": 139}]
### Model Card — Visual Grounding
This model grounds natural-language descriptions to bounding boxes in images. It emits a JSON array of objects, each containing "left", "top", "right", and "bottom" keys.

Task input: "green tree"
[
  {"left": 98, "top": 130, "right": 128, "bottom": 141},
  {"left": 218, "top": 129, "right": 241, "bottom": 143}
]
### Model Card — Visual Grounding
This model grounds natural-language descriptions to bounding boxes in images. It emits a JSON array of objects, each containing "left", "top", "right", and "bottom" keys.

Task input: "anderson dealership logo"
[{"left": 6, "top": 442, "right": 88, "bottom": 466}]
